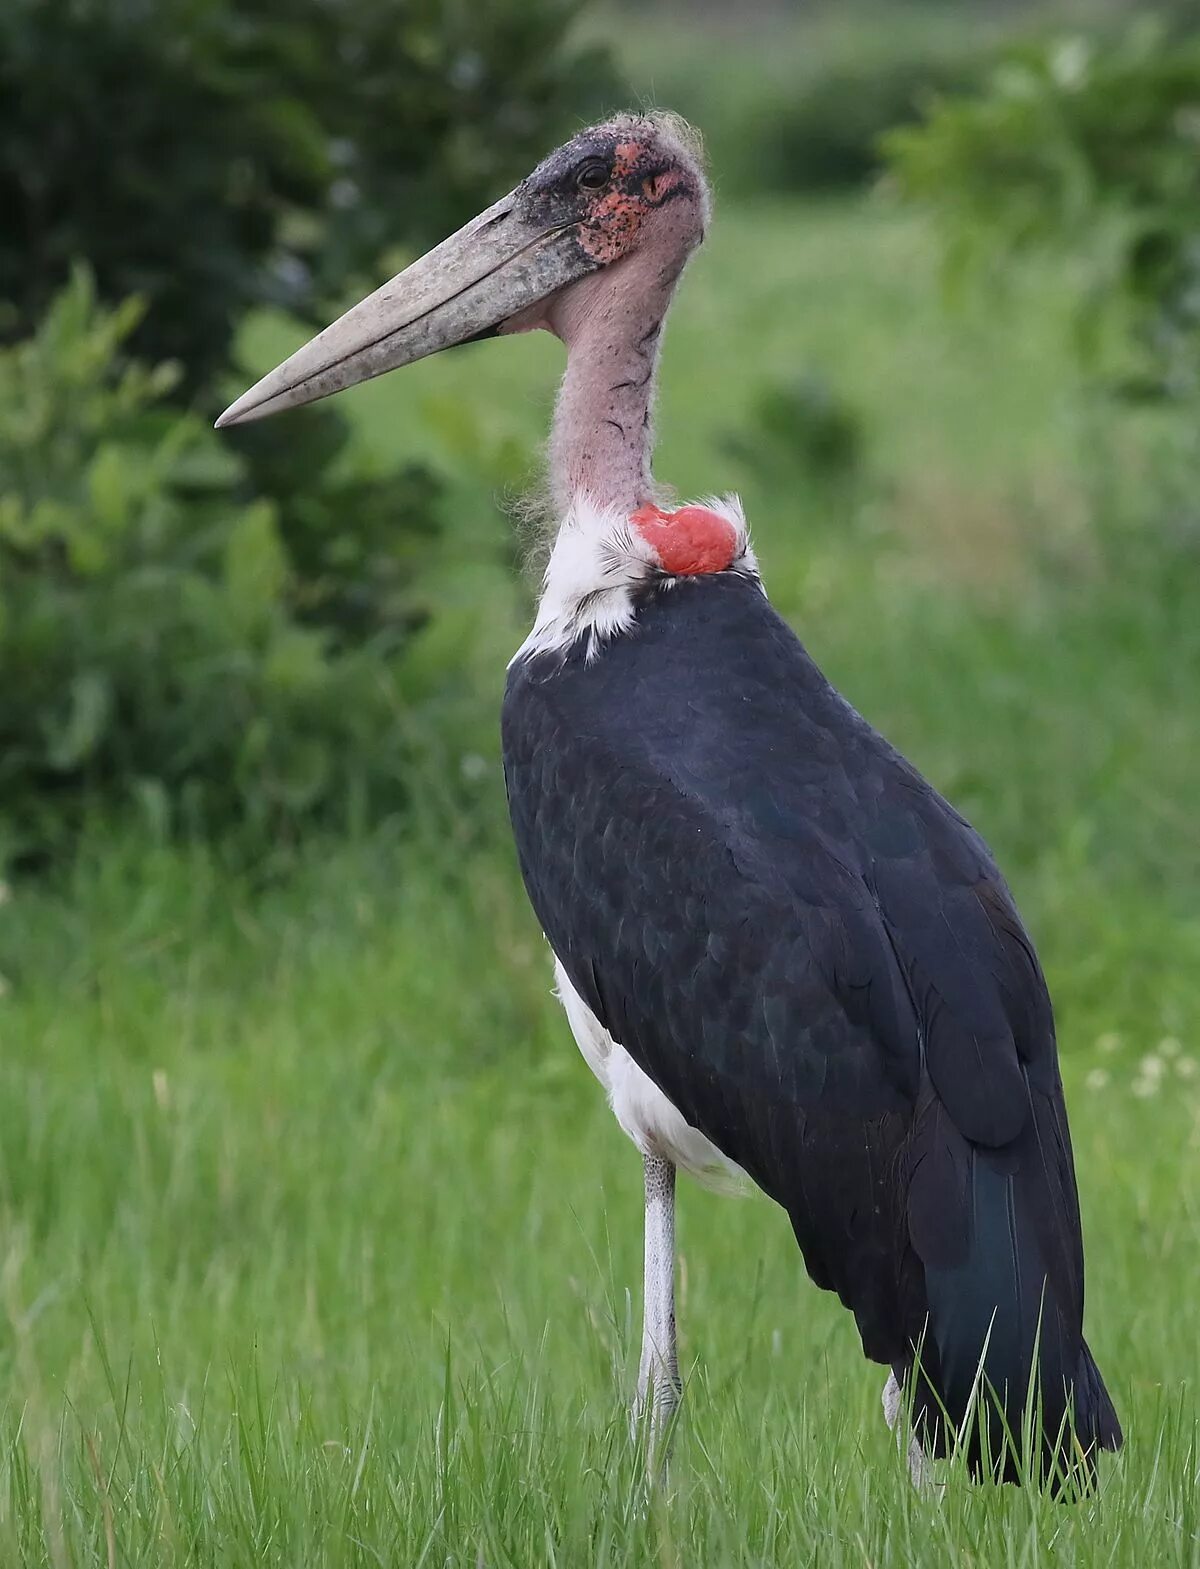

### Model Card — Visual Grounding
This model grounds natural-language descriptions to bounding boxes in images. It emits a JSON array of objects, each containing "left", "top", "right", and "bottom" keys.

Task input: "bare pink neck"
[{"left": 547, "top": 248, "right": 685, "bottom": 517}]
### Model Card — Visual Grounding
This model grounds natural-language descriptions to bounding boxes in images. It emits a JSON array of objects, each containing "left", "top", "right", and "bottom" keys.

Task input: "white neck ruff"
[{"left": 512, "top": 492, "right": 759, "bottom": 665}]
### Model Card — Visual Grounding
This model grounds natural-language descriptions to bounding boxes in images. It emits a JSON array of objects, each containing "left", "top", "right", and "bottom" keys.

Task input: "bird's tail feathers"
[{"left": 904, "top": 1130, "right": 1121, "bottom": 1487}]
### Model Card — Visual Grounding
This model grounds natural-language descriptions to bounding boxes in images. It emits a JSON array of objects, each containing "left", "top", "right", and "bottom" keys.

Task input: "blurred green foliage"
[
  {"left": 0, "top": 0, "right": 615, "bottom": 391},
  {"left": 886, "top": 22, "right": 1200, "bottom": 399},
  {"left": 722, "top": 372, "right": 866, "bottom": 511},
  {"left": 609, "top": 6, "right": 1002, "bottom": 195},
  {"left": 0, "top": 270, "right": 473, "bottom": 862},
  {"left": 0, "top": 0, "right": 613, "bottom": 861},
  {"left": 751, "top": 52, "right": 986, "bottom": 193},
  {"left": 732, "top": 373, "right": 864, "bottom": 480}
]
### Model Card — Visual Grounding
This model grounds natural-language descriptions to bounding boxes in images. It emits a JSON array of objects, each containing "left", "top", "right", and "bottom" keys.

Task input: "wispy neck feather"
[{"left": 547, "top": 240, "right": 691, "bottom": 518}]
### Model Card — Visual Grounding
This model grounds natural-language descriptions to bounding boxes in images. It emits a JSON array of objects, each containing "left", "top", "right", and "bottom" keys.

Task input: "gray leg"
[
  {"left": 632, "top": 1154, "right": 681, "bottom": 1451},
  {"left": 882, "top": 1373, "right": 937, "bottom": 1493}
]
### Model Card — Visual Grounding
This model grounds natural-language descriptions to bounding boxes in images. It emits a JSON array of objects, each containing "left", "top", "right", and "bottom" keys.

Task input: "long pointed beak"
[{"left": 216, "top": 194, "right": 596, "bottom": 428}]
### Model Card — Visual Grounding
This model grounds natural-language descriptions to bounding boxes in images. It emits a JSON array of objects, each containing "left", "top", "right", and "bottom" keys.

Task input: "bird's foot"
[
  {"left": 882, "top": 1374, "right": 943, "bottom": 1498},
  {"left": 630, "top": 1362, "right": 682, "bottom": 1469},
  {"left": 905, "top": 1435, "right": 940, "bottom": 1495}
]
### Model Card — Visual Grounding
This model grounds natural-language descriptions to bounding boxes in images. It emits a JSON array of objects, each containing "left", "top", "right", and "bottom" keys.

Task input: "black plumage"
[{"left": 503, "top": 569, "right": 1121, "bottom": 1483}]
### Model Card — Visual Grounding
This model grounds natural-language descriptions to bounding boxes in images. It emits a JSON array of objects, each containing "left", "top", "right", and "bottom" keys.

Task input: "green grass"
[
  {"left": 0, "top": 832, "right": 1196, "bottom": 1566},
  {"left": 3, "top": 190, "right": 1199, "bottom": 1562}
]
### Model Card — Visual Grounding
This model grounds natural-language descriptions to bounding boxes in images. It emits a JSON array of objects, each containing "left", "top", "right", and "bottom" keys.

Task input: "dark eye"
[{"left": 574, "top": 158, "right": 609, "bottom": 192}]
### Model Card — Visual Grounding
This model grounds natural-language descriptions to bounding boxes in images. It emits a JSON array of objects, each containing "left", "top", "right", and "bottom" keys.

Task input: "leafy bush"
[
  {"left": 0, "top": 0, "right": 615, "bottom": 392},
  {"left": 723, "top": 372, "right": 866, "bottom": 490},
  {"left": 0, "top": 0, "right": 611, "bottom": 864},
  {"left": 886, "top": 23, "right": 1200, "bottom": 399},
  {"left": 614, "top": 8, "right": 995, "bottom": 195},
  {"left": 0, "top": 271, "right": 478, "bottom": 863},
  {"left": 756, "top": 53, "right": 987, "bottom": 193}
]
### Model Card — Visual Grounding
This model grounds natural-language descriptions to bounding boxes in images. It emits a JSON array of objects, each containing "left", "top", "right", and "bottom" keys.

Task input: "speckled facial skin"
[
  {"left": 503, "top": 116, "right": 711, "bottom": 517},
  {"left": 514, "top": 115, "right": 708, "bottom": 278},
  {"left": 215, "top": 115, "right": 709, "bottom": 435}
]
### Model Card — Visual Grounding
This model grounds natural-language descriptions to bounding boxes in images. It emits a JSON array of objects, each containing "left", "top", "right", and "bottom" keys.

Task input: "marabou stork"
[{"left": 218, "top": 114, "right": 1122, "bottom": 1486}]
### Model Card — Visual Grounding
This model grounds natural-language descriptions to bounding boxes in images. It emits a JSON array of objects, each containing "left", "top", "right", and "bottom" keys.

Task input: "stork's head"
[{"left": 216, "top": 114, "right": 709, "bottom": 428}]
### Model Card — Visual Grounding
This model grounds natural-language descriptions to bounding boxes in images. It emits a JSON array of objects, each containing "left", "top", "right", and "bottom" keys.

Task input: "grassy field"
[{"left": 2, "top": 192, "right": 1199, "bottom": 1563}]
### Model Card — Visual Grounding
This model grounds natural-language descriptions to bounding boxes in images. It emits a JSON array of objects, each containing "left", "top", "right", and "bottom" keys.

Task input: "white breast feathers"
[{"left": 554, "top": 957, "right": 748, "bottom": 1194}]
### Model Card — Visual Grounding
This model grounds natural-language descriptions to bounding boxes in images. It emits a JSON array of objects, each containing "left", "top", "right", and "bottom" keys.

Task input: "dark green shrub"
[
  {"left": 759, "top": 54, "right": 986, "bottom": 193},
  {"left": 0, "top": 0, "right": 613, "bottom": 864},
  {"left": 886, "top": 23, "right": 1200, "bottom": 400},
  {"left": 723, "top": 373, "right": 866, "bottom": 490},
  {"left": 0, "top": 0, "right": 615, "bottom": 392},
  {"left": 611, "top": 8, "right": 995, "bottom": 196},
  {"left": 0, "top": 271, "right": 482, "bottom": 863}
]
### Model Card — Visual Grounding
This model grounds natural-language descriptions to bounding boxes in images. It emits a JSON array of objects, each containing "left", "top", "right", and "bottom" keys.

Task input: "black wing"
[{"left": 503, "top": 572, "right": 1119, "bottom": 1474}]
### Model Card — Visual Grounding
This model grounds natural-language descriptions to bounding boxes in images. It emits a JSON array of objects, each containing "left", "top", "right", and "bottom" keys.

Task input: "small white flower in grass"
[
  {"left": 1085, "top": 1068, "right": 1109, "bottom": 1091},
  {"left": 1096, "top": 1031, "right": 1122, "bottom": 1054},
  {"left": 460, "top": 753, "right": 488, "bottom": 782},
  {"left": 1175, "top": 1057, "right": 1197, "bottom": 1080},
  {"left": 1131, "top": 1076, "right": 1160, "bottom": 1099},
  {"left": 1158, "top": 1036, "right": 1182, "bottom": 1058},
  {"left": 1139, "top": 1054, "right": 1165, "bottom": 1079}
]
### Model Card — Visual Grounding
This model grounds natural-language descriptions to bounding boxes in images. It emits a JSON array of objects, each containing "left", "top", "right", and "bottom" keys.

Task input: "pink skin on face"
[
  {"left": 630, "top": 503, "right": 738, "bottom": 575},
  {"left": 502, "top": 121, "right": 709, "bottom": 518}
]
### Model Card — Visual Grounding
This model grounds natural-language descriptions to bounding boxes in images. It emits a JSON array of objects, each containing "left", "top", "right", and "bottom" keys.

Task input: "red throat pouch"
[{"left": 630, "top": 503, "right": 738, "bottom": 576}]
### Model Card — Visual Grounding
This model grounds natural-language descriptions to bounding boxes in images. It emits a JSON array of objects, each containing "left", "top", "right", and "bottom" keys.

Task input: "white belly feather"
[{"left": 553, "top": 956, "right": 747, "bottom": 1194}]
